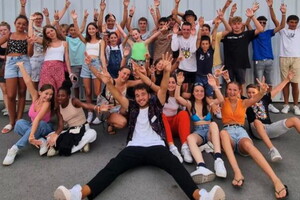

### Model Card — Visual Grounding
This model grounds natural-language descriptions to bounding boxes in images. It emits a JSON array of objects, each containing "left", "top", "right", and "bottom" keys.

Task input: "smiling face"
[
  {"left": 138, "top": 20, "right": 148, "bottom": 32},
  {"left": 0, "top": 25, "right": 10, "bottom": 37},
  {"left": 287, "top": 20, "right": 299, "bottom": 30},
  {"left": 118, "top": 68, "right": 131, "bottom": 83},
  {"left": 68, "top": 26, "right": 77, "bottom": 38},
  {"left": 15, "top": 18, "right": 28, "bottom": 33},
  {"left": 134, "top": 88, "right": 150, "bottom": 108},
  {"left": 87, "top": 24, "right": 98, "bottom": 37},
  {"left": 56, "top": 89, "right": 69, "bottom": 105},
  {"left": 226, "top": 82, "right": 241, "bottom": 100},
  {"left": 200, "top": 40, "right": 210, "bottom": 52},
  {"left": 109, "top": 33, "right": 118, "bottom": 46},
  {"left": 106, "top": 16, "right": 116, "bottom": 29},
  {"left": 168, "top": 77, "right": 176, "bottom": 92},
  {"left": 131, "top": 29, "right": 141, "bottom": 41},
  {"left": 181, "top": 24, "right": 191, "bottom": 39},
  {"left": 155, "top": 60, "right": 163, "bottom": 71},
  {"left": 193, "top": 85, "right": 205, "bottom": 100},
  {"left": 247, "top": 87, "right": 258, "bottom": 99},
  {"left": 45, "top": 27, "right": 57, "bottom": 40},
  {"left": 34, "top": 13, "right": 43, "bottom": 27},
  {"left": 39, "top": 88, "right": 54, "bottom": 103},
  {"left": 201, "top": 26, "right": 210, "bottom": 36}
]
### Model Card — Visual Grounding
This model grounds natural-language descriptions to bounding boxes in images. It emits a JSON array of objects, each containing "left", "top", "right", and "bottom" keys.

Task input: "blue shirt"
[
  {"left": 66, "top": 36, "right": 86, "bottom": 66},
  {"left": 252, "top": 29, "right": 275, "bottom": 61}
]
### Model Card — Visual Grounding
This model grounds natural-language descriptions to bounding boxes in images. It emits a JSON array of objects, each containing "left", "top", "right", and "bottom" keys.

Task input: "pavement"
[{"left": 0, "top": 103, "right": 300, "bottom": 200}]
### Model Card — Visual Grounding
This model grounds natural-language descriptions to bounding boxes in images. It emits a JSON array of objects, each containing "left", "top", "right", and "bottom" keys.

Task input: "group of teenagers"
[{"left": 1, "top": 0, "right": 300, "bottom": 199}]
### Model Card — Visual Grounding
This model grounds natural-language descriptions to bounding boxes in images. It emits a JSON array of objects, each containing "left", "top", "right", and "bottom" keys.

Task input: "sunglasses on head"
[{"left": 194, "top": 82, "right": 204, "bottom": 87}]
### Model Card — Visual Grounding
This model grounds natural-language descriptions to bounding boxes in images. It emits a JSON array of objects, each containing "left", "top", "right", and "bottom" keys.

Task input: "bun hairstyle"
[{"left": 58, "top": 80, "right": 73, "bottom": 96}]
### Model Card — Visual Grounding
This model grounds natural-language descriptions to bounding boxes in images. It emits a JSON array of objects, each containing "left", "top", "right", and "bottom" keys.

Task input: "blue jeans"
[{"left": 14, "top": 119, "right": 53, "bottom": 149}]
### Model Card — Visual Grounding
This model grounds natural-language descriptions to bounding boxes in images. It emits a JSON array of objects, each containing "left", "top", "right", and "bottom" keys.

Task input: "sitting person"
[
  {"left": 53, "top": 53, "right": 225, "bottom": 200},
  {"left": 175, "top": 72, "right": 226, "bottom": 184},
  {"left": 46, "top": 80, "right": 106, "bottom": 156},
  {"left": 220, "top": 80, "right": 288, "bottom": 199},
  {"left": 246, "top": 70, "right": 300, "bottom": 162},
  {"left": 3, "top": 61, "right": 55, "bottom": 165}
]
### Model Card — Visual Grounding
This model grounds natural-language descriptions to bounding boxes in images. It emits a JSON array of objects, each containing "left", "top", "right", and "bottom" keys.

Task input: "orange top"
[{"left": 221, "top": 98, "right": 246, "bottom": 125}]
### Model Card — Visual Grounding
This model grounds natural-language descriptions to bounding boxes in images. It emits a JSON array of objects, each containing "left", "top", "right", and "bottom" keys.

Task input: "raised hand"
[
  {"left": 149, "top": 6, "right": 155, "bottom": 15},
  {"left": 123, "top": 46, "right": 131, "bottom": 57},
  {"left": 256, "top": 76, "right": 269, "bottom": 94},
  {"left": 198, "top": 16, "right": 205, "bottom": 27},
  {"left": 94, "top": 9, "right": 99, "bottom": 20},
  {"left": 173, "top": 23, "right": 179, "bottom": 34},
  {"left": 176, "top": 72, "right": 185, "bottom": 85},
  {"left": 161, "top": 52, "right": 173, "bottom": 72},
  {"left": 266, "top": 0, "right": 273, "bottom": 8},
  {"left": 174, "top": 0, "right": 180, "bottom": 5},
  {"left": 20, "top": 0, "right": 26, "bottom": 6},
  {"left": 252, "top": 2, "right": 260, "bottom": 13},
  {"left": 245, "top": 8, "right": 254, "bottom": 18},
  {"left": 71, "top": 10, "right": 78, "bottom": 20},
  {"left": 129, "top": 6, "right": 135, "bottom": 16},
  {"left": 216, "top": 9, "right": 224, "bottom": 20},
  {"left": 224, "top": 0, "right": 233, "bottom": 8},
  {"left": 123, "top": 0, "right": 130, "bottom": 7},
  {"left": 214, "top": 65, "right": 225, "bottom": 78},
  {"left": 100, "top": 0, "right": 106, "bottom": 11},
  {"left": 154, "top": 0, "right": 160, "bottom": 7},
  {"left": 207, "top": 73, "right": 217, "bottom": 88},
  {"left": 65, "top": 0, "right": 71, "bottom": 9},
  {"left": 231, "top": 3, "right": 237, "bottom": 15},
  {"left": 84, "top": 9, "right": 89, "bottom": 19},
  {"left": 54, "top": 10, "right": 60, "bottom": 21},
  {"left": 280, "top": 3, "right": 287, "bottom": 14},
  {"left": 42, "top": 8, "right": 49, "bottom": 18},
  {"left": 221, "top": 69, "right": 230, "bottom": 81}
]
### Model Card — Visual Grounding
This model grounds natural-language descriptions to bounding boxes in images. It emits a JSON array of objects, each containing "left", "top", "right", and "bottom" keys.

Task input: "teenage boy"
[
  {"left": 53, "top": 53, "right": 225, "bottom": 200},
  {"left": 279, "top": 14, "right": 300, "bottom": 115},
  {"left": 222, "top": 8, "right": 263, "bottom": 92},
  {"left": 248, "top": 1, "right": 286, "bottom": 113}
]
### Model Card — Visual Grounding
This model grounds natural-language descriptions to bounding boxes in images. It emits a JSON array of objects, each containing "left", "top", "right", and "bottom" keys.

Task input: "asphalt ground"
[{"left": 0, "top": 103, "right": 299, "bottom": 200}]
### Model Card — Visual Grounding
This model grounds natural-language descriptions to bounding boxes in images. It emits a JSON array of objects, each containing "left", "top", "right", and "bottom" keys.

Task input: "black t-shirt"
[
  {"left": 222, "top": 30, "right": 255, "bottom": 69},
  {"left": 246, "top": 92, "right": 272, "bottom": 125},
  {"left": 196, "top": 46, "right": 214, "bottom": 76}
]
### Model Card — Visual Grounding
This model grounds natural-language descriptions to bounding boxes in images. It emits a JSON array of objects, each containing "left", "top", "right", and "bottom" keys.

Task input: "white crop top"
[
  {"left": 86, "top": 41, "right": 100, "bottom": 57},
  {"left": 44, "top": 42, "right": 65, "bottom": 61},
  {"left": 163, "top": 97, "right": 179, "bottom": 117}
]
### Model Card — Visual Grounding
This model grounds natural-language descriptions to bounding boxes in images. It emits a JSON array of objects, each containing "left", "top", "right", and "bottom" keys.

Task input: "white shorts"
[{"left": 250, "top": 119, "right": 290, "bottom": 139}]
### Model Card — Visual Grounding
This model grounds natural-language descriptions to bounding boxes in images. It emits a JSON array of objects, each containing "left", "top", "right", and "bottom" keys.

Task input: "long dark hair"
[
  {"left": 43, "top": 25, "right": 65, "bottom": 51},
  {"left": 85, "top": 22, "right": 101, "bottom": 42},
  {"left": 190, "top": 84, "right": 208, "bottom": 117},
  {"left": 39, "top": 84, "right": 55, "bottom": 112}
]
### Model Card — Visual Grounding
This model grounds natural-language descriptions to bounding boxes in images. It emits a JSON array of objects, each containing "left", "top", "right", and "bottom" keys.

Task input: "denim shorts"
[
  {"left": 80, "top": 58, "right": 101, "bottom": 79},
  {"left": 4, "top": 55, "right": 31, "bottom": 79},
  {"left": 254, "top": 59, "right": 273, "bottom": 85},
  {"left": 223, "top": 125, "right": 251, "bottom": 156},
  {"left": 193, "top": 124, "right": 210, "bottom": 145},
  {"left": 30, "top": 55, "right": 44, "bottom": 82}
]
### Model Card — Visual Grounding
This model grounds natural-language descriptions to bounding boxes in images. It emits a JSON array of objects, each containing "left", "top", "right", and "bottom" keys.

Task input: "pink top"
[{"left": 28, "top": 102, "right": 51, "bottom": 122}]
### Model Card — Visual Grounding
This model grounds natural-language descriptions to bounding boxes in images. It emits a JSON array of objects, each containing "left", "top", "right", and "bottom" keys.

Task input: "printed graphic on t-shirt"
[
  {"left": 181, "top": 47, "right": 191, "bottom": 59},
  {"left": 252, "top": 101, "right": 267, "bottom": 120}
]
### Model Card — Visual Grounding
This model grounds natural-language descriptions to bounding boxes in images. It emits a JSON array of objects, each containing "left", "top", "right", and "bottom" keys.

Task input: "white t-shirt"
[
  {"left": 127, "top": 107, "right": 165, "bottom": 147},
  {"left": 279, "top": 27, "right": 300, "bottom": 57},
  {"left": 171, "top": 34, "right": 197, "bottom": 72}
]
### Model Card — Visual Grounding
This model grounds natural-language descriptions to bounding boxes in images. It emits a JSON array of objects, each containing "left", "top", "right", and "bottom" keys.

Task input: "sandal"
[
  {"left": 2, "top": 124, "right": 13, "bottom": 134},
  {"left": 232, "top": 179, "right": 244, "bottom": 188},
  {"left": 275, "top": 185, "right": 289, "bottom": 199}
]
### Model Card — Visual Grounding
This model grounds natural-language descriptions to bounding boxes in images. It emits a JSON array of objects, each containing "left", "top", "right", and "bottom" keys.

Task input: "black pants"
[{"left": 87, "top": 145, "right": 198, "bottom": 200}]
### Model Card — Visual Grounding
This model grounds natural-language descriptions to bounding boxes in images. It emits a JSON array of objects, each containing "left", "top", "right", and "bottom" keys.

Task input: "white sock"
[
  {"left": 169, "top": 144, "right": 177, "bottom": 151},
  {"left": 181, "top": 143, "right": 188, "bottom": 149},
  {"left": 11, "top": 145, "right": 19, "bottom": 151}
]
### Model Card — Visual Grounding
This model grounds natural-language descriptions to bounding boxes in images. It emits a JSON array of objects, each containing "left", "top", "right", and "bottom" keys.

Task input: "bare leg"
[
  {"left": 16, "top": 78, "right": 27, "bottom": 120},
  {"left": 107, "top": 113, "right": 127, "bottom": 129},
  {"left": 93, "top": 78, "right": 102, "bottom": 97},
  {"left": 81, "top": 185, "right": 91, "bottom": 199},
  {"left": 83, "top": 78, "right": 92, "bottom": 111},
  {"left": 253, "top": 119, "right": 274, "bottom": 150},
  {"left": 6, "top": 78, "right": 18, "bottom": 126},
  {"left": 219, "top": 130, "right": 244, "bottom": 186},
  {"left": 187, "top": 133, "right": 204, "bottom": 164},
  {"left": 285, "top": 117, "right": 300, "bottom": 132},
  {"left": 282, "top": 83, "right": 290, "bottom": 105},
  {"left": 291, "top": 82, "right": 299, "bottom": 105},
  {"left": 208, "top": 122, "right": 221, "bottom": 153},
  {"left": 0, "top": 82, "right": 8, "bottom": 110},
  {"left": 238, "top": 138, "right": 286, "bottom": 198}
]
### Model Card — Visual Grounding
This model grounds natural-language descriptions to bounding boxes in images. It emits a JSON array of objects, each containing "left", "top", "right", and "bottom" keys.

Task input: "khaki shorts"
[{"left": 280, "top": 57, "right": 300, "bottom": 83}]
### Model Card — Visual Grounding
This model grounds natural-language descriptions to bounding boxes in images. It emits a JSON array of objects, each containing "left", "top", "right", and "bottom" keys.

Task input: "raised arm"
[
  {"left": 274, "top": 4, "right": 287, "bottom": 33},
  {"left": 116, "top": 22, "right": 128, "bottom": 38},
  {"left": 172, "top": 0, "right": 182, "bottom": 25},
  {"left": 80, "top": 10, "right": 89, "bottom": 33},
  {"left": 245, "top": 2, "right": 259, "bottom": 31},
  {"left": 126, "top": 6, "right": 135, "bottom": 32},
  {"left": 175, "top": 72, "right": 191, "bottom": 109},
  {"left": 19, "top": 0, "right": 26, "bottom": 16},
  {"left": 217, "top": 9, "right": 232, "bottom": 37},
  {"left": 154, "top": 0, "right": 161, "bottom": 22},
  {"left": 266, "top": 0, "right": 279, "bottom": 27},
  {"left": 229, "top": 3, "right": 237, "bottom": 24},
  {"left": 271, "top": 70, "right": 294, "bottom": 98},
  {"left": 16, "top": 62, "right": 38, "bottom": 101},
  {"left": 207, "top": 74, "right": 224, "bottom": 105},
  {"left": 42, "top": 8, "right": 51, "bottom": 26},
  {"left": 120, "top": 0, "right": 129, "bottom": 29},
  {"left": 149, "top": 6, "right": 158, "bottom": 28},
  {"left": 243, "top": 77, "right": 269, "bottom": 108},
  {"left": 196, "top": 17, "right": 204, "bottom": 48},
  {"left": 157, "top": 53, "right": 172, "bottom": 105},
  {"left": 71, "top": 10, "right": 86, "bottom": 43},
  {"left": 58, "top": 0, "right": 71, "bottom": 21},
  {"left": 222, "top": 0, "right": 233, "bottom": 14},
  {"left": 98, "top": 0, "right": 106, "bottom": 32},
  {"left": 246, "top": 8, "right": 263, "bottom": 35},
  {"left": 171, "top": 23, "right": 180, "bottom": 51}
]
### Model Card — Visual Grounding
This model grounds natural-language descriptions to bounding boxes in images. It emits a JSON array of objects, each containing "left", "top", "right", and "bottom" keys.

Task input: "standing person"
[
  {"left": 222, "top": 8, "right": 263, "bottom": 93},
  {"left": 248, "top": 1, "right": 286, "bottom": 113},
  {"left": 39, "top": 25, "right": 71, "bottom": 93},
  {"left": 53, "top": 53, "right": 225, "bottom": 200},
  {"left": 220, "top": 80, "right": 288, "bottom": 199},
  {"left": 3, "top": 61, "right": 55, "bottom": 166},
  {"left": 246, "top": 71, "right": 300, "bottom": 162},
  {"left": 46, "top": 80, "right": 101, "bottom": 157},
  {"left": 0, "top": 21, "right": 10, "bottom": 116},
  {"left": 279, "top": 14, "right": 300, "bottom": 115},
  {"left": 175, "top": 72, "right": 226, "bottom": 184},
  {"left": 71, "top": 10, "right": 106, "bottom": 124},
  {"left": 0, "top": 15, "right": 34, "bottom": 134}
]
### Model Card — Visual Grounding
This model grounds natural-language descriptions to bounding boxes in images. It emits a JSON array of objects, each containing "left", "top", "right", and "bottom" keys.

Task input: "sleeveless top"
[
  {"left": 221, "top": 98, "right": 246, "bottom": 125},
  {"left": 86, "top": 41, "right": 100, "bottom": 57},
  {"left": 131, "top": 42, "right": 147, "bottom": 61},
  {"left": 7, "top": 39, "right": 27, "bottom": 54},
  {"left": 163, "top": 97, "right": 179, "bottom": 117},
  {"left": 28, "top": 101, "right": 51, "bottom": 123},
  {"left": 60, "top": 99, "right": 86, "bottom": 127},
  {"left": 44, "top": 42, "right": 64, "bottom": 61}
]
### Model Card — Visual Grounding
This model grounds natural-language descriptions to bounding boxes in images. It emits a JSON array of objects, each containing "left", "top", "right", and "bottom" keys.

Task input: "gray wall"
[{"left": 1, "top": 0, "right": 300, "bottom": 101}]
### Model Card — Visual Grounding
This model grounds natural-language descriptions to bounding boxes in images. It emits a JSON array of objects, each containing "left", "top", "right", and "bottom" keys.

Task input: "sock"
[
  {"left": 12, "top": 145, "right": 19, "bottom": 151},
  {"left": 181, "top": 143, "right": 188, "bottom": 149},
  {"left": 197, "top": 162, "right": 206, "bottom": 168},
  {"left": 214, "top": 152, "right": 222, "bottom": 160},
  {"left": 169, "top": 144, "right": 177, "bottom": 151}
]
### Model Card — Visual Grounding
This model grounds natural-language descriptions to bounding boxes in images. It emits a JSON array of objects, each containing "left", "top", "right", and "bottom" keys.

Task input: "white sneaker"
[
  {"left": 269, "top": 147, "right": 282, "bottom": 162},
  {"left": 92, "top": 117, "right": 102, "bottom": 125},
  {"left": 268, "top": 104, "right": 280, "bottom": 113},
  {"left": 191, "top": 166, "right": 215, "bottom": 184},
  {"left": 3, "top": 110, "right": 8, "bottom": 116},
  {"left": 1, "top": 108, "right": 7, "bottom": 113},
  {"left": 214, "top": 158, "right": 227, "bottom": 178},
  {"left": 170, "top": 147, "right": 183, "bottom": 163},
  {"left": 54, "top": 184, "right": 82, "bottom": 200},
  {"left": 47, "top": 147, "right": 59, "bottom": 157},
  {"left": 293, "top": 105, "right": 300, "bottom": 115},
  {"left": 199, "top": 141, "right": 214, "bottom": 153},
  {"left": 181, "top": 146, "right": 193, "bottom": 163},
  {"left": 199, "top": 185, "right": 225, "bottom": 200},
  {"left": 87, "top": 112, "right": 93, "bottom": 123},
  {"left": 3, "top": 147, "right": 19, "bottom": 166},
  {"left": 281, "top": 104, "right": 290, "bottom": 114},
  {"left": 38, "top": 138, "right": 48, "bottom": 156}
]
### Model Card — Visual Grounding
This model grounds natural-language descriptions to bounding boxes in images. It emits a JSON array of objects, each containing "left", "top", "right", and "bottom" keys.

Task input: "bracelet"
[
  {"left": 225, "top": 79, "right": 231, "bottom": 83},
  {"left": 21, "top": 4, "right": 25, "bottom": 7},
  {"left": 129, "top": 15, "right": 133, "bottom": 18},
  {"left": 177, "top": 83, "right": 182, "bottom": 86}
]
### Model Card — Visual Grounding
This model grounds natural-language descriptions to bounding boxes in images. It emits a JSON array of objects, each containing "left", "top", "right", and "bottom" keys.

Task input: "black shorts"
[
  {"left": 177, "top": 69, "right": 196, "bottom": 84},
  {"left": 228, "top": 68, "right": 246, "bottom": 84}
]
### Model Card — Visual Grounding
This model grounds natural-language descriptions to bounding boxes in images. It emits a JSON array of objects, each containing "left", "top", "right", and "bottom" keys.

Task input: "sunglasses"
[
  {"left": 194, "top": 82, "right": 204, "bottom": 87},
  {"left": 259, "top": 21, "right": 267, "bottom": 25}
]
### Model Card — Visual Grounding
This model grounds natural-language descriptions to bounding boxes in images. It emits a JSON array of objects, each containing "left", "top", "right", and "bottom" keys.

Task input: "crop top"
[
  {"left": 28, "top": 102, "right": 51, "bottom": 123},
  {"left": 44, "top": 42, "right": 64, "bottom": 61},
  {"left": 7, "top": 39, "right": 28, "bottom": 54},
  {"left": 191, "top": 112, "right": 212, "bottom": 122},
  {"left": 221, "top": 97, "right": 246, "bottom": 125},
  {"left": 86, "top": 41, "right": 100, "bottom": 57}
]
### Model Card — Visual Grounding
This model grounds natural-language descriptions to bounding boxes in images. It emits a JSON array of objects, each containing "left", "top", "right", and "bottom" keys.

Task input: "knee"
[
  {"left": 253, "top": 119, "right": 262, "bottom": 127},
  {"left": 178, "top": 110, "right": 189, "bottom": 119},
  {"left": 219, "top": 130, "right": 229, "bottom": 141},
  {"left": 240, "top": 139, "right": 253, "bottom": 152},
  {"left": 187, "top": 134, "right": 195, "bottom": 145}
]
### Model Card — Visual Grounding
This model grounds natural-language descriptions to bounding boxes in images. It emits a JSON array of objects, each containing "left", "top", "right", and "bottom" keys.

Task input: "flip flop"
[
  {"left": 232, "top": 179, "right": 244, "bottom": 188},
  {"left": 275, "top": 185, "right": 289, "bottom": 199},
  {"left": 2, "top": 124, "right": 13, "bottom": 134}
]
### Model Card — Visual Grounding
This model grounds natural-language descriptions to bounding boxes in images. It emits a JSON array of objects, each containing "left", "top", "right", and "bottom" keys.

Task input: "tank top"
[
  {"left": 86, "top": 41, "right": 100, "bottom": 57},
  {"left": 221, "top": 98, "right": 246, "bottom": 125},
  {"left": 131, "top": 42, "right": 147, "bottom": 61},
  {"left": 163, "top": 97, "right": 179, "bottom": 117},
  {"left": 0, "top": 45, "right": 6, "bottom": 62},
  {"left": 7, "top": 39, "right": 28, "bottom": 54},
  {"left": 60, "top": 99, "right": 86, "bottom": 127},
  {"left": 44, "top": 42, "right": 64, "bottom": 61},
  {"left": 28, "top": 101, "right": 51, "bottom": 122}
]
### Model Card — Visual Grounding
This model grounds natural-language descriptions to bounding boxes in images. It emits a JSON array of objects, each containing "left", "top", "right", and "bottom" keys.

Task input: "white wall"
[{"left": 1, "top": 0, "right": 300, "bottom": 101}]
